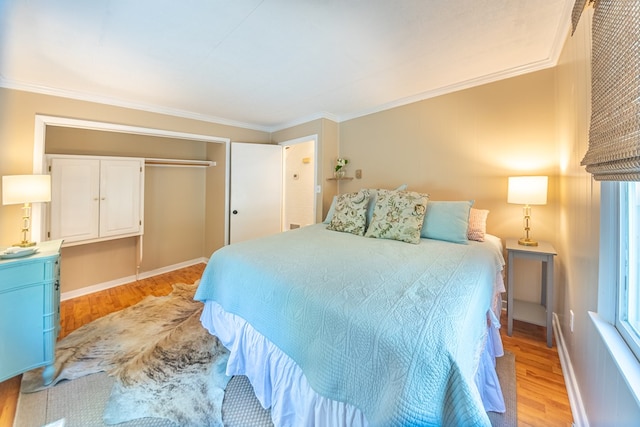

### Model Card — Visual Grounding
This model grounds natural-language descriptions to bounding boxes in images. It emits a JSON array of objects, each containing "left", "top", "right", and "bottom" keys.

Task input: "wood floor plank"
[{"left": 0, "top": 264, "right": 574, "bottom": 427}]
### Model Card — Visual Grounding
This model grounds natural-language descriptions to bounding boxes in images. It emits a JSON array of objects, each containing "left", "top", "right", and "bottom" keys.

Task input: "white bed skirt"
[{"left": 201, "top": 285, "right": 506, "bottom": 427}]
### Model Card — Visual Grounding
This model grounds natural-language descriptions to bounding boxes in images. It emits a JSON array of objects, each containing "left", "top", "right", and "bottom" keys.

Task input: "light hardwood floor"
[{"left": 0, "top": 263, "right": 574, "bottom": 426}]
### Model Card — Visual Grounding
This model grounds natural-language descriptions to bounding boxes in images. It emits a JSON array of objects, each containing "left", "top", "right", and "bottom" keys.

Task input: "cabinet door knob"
[{"left": 232, "top": 210, "right": 238, "bottom": 215}]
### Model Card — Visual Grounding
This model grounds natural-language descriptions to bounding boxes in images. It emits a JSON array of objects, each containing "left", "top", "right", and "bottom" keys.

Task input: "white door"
[
  {"left": 230, "top": 142, "right": 283, "bottom": 244},
  {"left": 99, "top": 159, "right": 143, "bottom": 238},
  {"left": 50, "top": 158, "right": 100, "bottom": 242}
]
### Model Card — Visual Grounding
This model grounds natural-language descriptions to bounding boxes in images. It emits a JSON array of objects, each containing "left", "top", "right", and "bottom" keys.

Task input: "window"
[{"left": 618, "top": 181, "right": 640, "bottom": 361}]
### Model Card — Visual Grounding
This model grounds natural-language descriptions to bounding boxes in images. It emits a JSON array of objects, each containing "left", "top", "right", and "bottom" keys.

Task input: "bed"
[{"left": 195, "top": 190, "right": 506, "bottom": 427}]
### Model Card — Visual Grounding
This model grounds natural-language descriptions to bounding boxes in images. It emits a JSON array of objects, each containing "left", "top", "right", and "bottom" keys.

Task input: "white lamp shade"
[
  {"left": 2, "top": 175, "right": 51, "bottom": 205},
  {"left": 507, "top": 176, "right": 548, "bottom": 205}
]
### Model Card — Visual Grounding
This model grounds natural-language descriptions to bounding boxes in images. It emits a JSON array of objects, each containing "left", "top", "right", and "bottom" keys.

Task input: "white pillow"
[{"left": 467, "top": 208, "right": 489, "bottom": 242}]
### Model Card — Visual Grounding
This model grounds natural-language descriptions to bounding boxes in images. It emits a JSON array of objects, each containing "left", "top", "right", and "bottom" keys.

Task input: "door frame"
[{"left": 279, "top": 134, "right": 319, "bottom": 229}]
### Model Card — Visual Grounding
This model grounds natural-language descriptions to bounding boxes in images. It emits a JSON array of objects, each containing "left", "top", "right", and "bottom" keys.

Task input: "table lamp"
[
  {"left": 2, "top": 174, "right": 51, "bottom": 247},
  {"left": 507, "top": 176, "right": 548, "bottom": 246}
]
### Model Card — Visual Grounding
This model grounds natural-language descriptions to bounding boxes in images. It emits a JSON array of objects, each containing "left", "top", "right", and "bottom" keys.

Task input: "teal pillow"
[
  {"left": 323, "top": 196, "right": 338, "bottom": 224},
  {"left": 421, "top": 200, "right": 473, "bottom": 244}
]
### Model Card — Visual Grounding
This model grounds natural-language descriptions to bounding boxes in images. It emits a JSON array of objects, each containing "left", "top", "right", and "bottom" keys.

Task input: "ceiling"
[{"left": 0, "top": 0, "right": 573, "bottom": 132}]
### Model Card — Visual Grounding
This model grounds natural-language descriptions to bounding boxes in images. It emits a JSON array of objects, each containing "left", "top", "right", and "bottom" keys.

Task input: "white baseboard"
[
  {"left": 60, "top": 257, "right": 209, "bottom": 301},
  {"left": 553, "top": 312, "right": 589, "bottom": 427}
]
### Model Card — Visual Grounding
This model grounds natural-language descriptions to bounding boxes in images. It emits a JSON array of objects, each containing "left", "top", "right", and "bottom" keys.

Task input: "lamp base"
[
  {"left": 518, "top": 237, "right": 538, "bottom": 246},
  {"left": 14, "top": 241, "right": 37, "bottom": 248}
]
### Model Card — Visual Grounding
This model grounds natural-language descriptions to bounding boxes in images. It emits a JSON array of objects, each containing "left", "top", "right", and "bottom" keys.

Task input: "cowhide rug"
[{"left": 21, "top": 282, "right": 231, "bottom": 427}]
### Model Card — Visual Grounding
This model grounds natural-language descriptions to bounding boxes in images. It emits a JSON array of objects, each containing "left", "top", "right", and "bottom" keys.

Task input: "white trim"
[
  {"left": 31, "top": 114, "right": 231, "bottom": 245},
  {"left": 553, "top": 313, "right": 589, "bottom": 427},
  {"left": 333, "top": 58, "right": 559, "bottom": 125},
  {"left": 60, "top": 257, "right": 208, "bottom": 301},
  {"left": 0, "top": 77, "right": 271, "bottom": 133},
  {"left": 34, "top": 114, "right": 230, "bottom": 144},
  {"left": 270, "top": 112, "right": 340, "bottom": 132},
  {"left": 598, "top": 182, "right": 618, "bottom": 323},
  {"left": 547, "top": 0, "right": 575, "bottom": 66},
  {"left": 589, "top": 311, "right": 640, "bottom": 408},
  {"left": 4, "top": 64, "right": 559, "bottom": 133},
  {"left": 224, "top": 139, "right": 231, "bottom": 245}
]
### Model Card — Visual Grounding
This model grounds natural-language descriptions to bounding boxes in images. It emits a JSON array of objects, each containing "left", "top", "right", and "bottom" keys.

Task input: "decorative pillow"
[
  {"left": 364, "top": 189, "right": 429, "bottom": 244},
  {"left": 323, "top": 195, "right": 338, "bottom": 224},
  {"left": 326, "top": 190, "right": 370, "bottom": 236},
  {"left": 467, "top": 208, "right": 489, "bottom": 242},
  {"left": 421, "top": 200, "right": 473, "bottom": 244},
  {"left": 365, "top": 184, "right": 409, "bottom": 227}
]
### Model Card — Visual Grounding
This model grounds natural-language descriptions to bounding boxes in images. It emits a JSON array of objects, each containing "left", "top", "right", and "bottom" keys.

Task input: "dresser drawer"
[{"left": 0, "top": 259, "right": 51, "bottom": 290}]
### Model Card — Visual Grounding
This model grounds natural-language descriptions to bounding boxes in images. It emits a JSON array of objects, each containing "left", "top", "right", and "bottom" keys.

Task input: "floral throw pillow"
[
  {"left": 327, "top": 190, "right": 370, "bottom": 236},
  {"left": 364, "top": 190, "right": 429, "bottom": 244}
]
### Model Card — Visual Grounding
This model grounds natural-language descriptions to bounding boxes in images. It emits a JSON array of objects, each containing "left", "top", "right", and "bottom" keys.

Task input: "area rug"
[
  {"left": 488, "top": 351, "right": 517, "bottom": 427},
  {"left": 16, "top": 350, "right": 516, "bottom": 427},
  {"left": 18, "top": 282, "right": 231, "bottom": 427},
  {"left": 15, "top": 280, "right": 516, "bottom": 427}
]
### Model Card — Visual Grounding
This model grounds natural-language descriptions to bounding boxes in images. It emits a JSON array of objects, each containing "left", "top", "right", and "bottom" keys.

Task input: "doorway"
[
  {"left": 228, "top": 136, "right": 317, "bottom": 243},
  {"left": 281, "top": 137, "right": 317, "bottom": 231}
]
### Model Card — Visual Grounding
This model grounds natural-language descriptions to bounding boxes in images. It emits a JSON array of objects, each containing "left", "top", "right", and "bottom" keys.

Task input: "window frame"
[
  {"left": 617, "top": 182, "right": 640, "bottom": 362},
  {"left": 591, "top": 182, "right": 640, "bottom": 406}
]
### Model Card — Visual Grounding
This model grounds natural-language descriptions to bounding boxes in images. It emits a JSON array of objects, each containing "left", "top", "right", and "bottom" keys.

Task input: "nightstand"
[{"left": 506, "top": 238, "right": 557, "bottom": 347}]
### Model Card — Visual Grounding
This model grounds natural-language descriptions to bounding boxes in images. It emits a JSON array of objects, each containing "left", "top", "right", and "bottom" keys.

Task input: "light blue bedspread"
[{"left": 195, "top": 224, "right": 504, "bottom": 426}]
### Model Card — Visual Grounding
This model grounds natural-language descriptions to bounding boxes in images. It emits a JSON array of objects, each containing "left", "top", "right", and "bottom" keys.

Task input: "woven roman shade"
[
  {"left": 580, "top": 0, "right": 640, "bottom": 181},
  {"left": 571, "top": 0, "right": 588, "bottom": 35}
]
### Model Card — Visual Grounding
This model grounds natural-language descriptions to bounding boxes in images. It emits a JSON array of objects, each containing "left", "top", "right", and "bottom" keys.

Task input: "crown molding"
[
  {"left": 268, "top": 111, "right": 340, "bottom": 133},
  {"left": 0, "top": 76, "right": 273, "bottom": 133},
  {"left": 337, "top": 57, "right": 560, "bottom": 124}
]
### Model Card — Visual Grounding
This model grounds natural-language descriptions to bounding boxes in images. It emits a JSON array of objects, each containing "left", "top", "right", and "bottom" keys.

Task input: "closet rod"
[{"left": 145, "top": 158, "right": 216, "bottom": 168}]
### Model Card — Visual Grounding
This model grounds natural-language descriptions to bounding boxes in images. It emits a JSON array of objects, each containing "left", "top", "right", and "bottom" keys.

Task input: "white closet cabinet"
[{"left": 48, "top": 155, "right": 144, "bottom": 245}]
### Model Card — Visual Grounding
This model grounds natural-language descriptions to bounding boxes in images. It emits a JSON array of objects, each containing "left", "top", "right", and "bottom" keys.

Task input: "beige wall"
[
  {"left": 45, "top": 126, "right": 209, "bottom": 159},
  {"left": 339, "top": 70, "right": 558, "bottom": 239},
  {"left": 0, "top": 87, "right": 270, "bottom": 292},
  {"left": 338, "top": 70, "right": 559, "bottom": 301}
]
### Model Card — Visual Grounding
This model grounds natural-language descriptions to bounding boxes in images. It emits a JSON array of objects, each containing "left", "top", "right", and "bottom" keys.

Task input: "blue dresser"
[{"left": 0, "top": 240, "right": 63, "bottom": 384}]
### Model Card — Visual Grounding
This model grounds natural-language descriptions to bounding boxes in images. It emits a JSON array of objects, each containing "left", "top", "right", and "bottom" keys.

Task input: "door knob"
[{"left": 232, "top": 210, "right": 238, "bottom": 214}]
